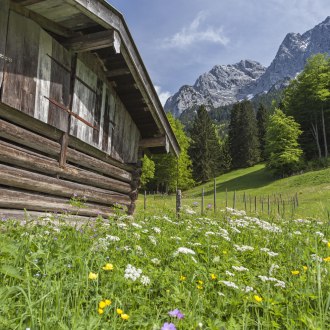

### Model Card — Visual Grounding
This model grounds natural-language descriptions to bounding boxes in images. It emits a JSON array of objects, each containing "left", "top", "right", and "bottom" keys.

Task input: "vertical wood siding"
[
  {"left": 1, "top": 10, "right": 141, "bottom": 164},
  {"left": 0, "top": 0, "right": 9, "bottom": 90}
]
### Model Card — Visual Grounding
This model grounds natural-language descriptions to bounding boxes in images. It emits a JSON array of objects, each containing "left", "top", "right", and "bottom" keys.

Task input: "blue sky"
[{"left": 108, "top": 0, "right": 330, "bottom": 105}]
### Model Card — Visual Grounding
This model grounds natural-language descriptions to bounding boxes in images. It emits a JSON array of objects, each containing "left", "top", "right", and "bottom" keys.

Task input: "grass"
[
  {"left": 139, "top": 164, "right": 330, "bottom": 220},
  {"left": 0, "top": 208, "right": 330, "bottom": 329}
]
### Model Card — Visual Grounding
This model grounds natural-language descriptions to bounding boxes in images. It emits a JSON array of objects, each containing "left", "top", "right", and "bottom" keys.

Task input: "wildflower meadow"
[{"left": 0, "top": 206, "right": 329, "bottom": 329}]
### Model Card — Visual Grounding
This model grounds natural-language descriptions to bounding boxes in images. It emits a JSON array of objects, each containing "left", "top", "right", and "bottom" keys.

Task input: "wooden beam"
[
  {"left": 63, "top": 30, "right": 121, "bottom": 53},
  {"left": 10, "top": 3, "right": 75, "bottom": 38},
  {"left": 106, "top": 68, "right": 130, "bottom": 78},
  {"left": 0, "top": 141, "right": 132, "bottom": 194},
  {"left": 0, "top": 164, "right": 131, "bottom": 206},
  {"left": 0, "top": 188, "right": 114, "bottom": 217},
  {"left": 139, "top": 136, "right": 169, "bottom": 152}
]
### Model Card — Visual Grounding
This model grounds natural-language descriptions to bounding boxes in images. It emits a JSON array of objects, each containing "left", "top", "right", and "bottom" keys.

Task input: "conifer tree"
[
  {"left": 256, "top": 103, "right": 268, "bottom": 160},
  {"left": 229, "top": 100, "right": 260, "bottom": 168},
  {"left": 188, "top": 106, "right": 221, "bottom": 182}
]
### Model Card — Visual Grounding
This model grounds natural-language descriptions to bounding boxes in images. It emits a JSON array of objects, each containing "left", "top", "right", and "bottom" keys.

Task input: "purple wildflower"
[
  {"left": 207, "top": 203, "right": 212, "bottom": 209},
  {"left": 168, "top": 309, "right": 184, "bottom": 319},
  {"left": 161, "top": 322, "right": 177, "bottom": 330},
  {"left": 192, "top": 202, "right": 198, "bottom": 207}
]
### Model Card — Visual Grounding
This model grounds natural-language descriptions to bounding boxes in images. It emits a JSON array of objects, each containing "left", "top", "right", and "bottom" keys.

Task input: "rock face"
[{"left": 165, "top": 16, "right": 330, "bottom": 117}]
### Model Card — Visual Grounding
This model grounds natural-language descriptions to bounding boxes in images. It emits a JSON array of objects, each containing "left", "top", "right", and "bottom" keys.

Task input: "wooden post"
[
  {"left": 261, "top": 198, "right": 264, "bottom": 213},
  {"left": 233, "top": 190, "right": 236, "bottom": 209},
  {"left": 201, "top": 188, "right": 205, "bottom": 215},
  {"left": 176, "top": 189, "right": 182, "bottom": 217},
  {"left": 144, "top": 190, "right": 147, "bottom": 210},
  {"left": 225, "top": 188, "right": 228, "bottom": 208},
  {"left": 254, "top": 196, "right": 257, "bottom": 213},
  {"left": 59, "top": 53, "right": 77, "bottom": 168},
  {"left": 244, "top": 192, "right": 247, "bottom": 211},
  {"left": 213, "top": 178, "right": 216, "bottom": 213},
  {"left": 268, "top": 195, "right": 270, "bottom": 215},
  {"left": 295, "top": 192, "right": 299, "bottom": 207}
]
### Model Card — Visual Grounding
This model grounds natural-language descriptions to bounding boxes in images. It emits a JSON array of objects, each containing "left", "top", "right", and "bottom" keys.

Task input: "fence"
[{"left": 142, "top": 187, "right": 300, "bottom": 219}]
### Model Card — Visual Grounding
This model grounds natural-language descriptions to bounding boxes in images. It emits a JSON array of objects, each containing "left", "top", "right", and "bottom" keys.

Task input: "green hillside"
[{"left": 138, "top": 164, "right": 330, "bottom": 220}]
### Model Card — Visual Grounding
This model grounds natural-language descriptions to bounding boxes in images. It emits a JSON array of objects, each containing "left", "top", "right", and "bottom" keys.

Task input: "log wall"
[{"left": 0, "top": 5, "right": 143, "bottom": 218}]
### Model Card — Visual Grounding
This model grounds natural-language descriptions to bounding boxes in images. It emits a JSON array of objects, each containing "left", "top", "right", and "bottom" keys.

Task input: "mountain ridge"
[{"left": 164, "top": 16, "right": 330, "bottom": 117}]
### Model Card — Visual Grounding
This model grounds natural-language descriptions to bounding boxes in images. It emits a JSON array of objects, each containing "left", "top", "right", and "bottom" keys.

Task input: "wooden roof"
[{"left": 11, "top": 0, "right": 180, "bottom": 156}]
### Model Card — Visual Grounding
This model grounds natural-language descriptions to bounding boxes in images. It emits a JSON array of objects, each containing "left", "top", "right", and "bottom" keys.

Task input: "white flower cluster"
[
  {"left": 185, "top": 208, "right": 196, "bottom": 215},
  {"left": 218, "top": 228, "right": 231, "bottom": 241},
  {"left": 311, "top": 254, "right": 323, "bottom": 262},
  {"left": 220, "top": 280, "right": 239, "bottom": 289},
  {"left": 226, "top": 208, "right": 246, "bottom": 216},
  {"left": 258, "top": 275, "right": 286, "bottom": 288},
  {"left": 152, "top": 227, "right": 161, "bottom": 234},
  {"left": 106, "top": 235, "right": 120, "bottom": 242},
  {"left": 188, "top": 242, "right": 202, "bottom": 246},
  {"left": 260, "top": 248, "right": 279, "bottom": 257},
  {"left": 232, "top": 265, "right": 249, "bottom": 272},
  {"left": 151, "top": 258, "right": 161, "bottom": 265},
  {"left": 269, "top": 263, "right": 280, "bottom": 275},
  {"left": 294, "top": 219, "right": 311, "bottom": 224},
  {"left": 315, "top": 231, "right": 325, "bottom": 238},
  {"left": 242, "top": 286, "right": 254, "bottom": 293},
  {"left": 116, "top": 223, "right": 127, "bottom": 229},
  {"left": 205, "top": 231, "right": 215, "bottom": 236},
  {"left": 131, "top": 222, "right": 142, "bottom": 229},
  {"left": 124, "top": 264, "right": 142, "bottom": 281},
  {"left": 234, "top": 244, "right": 254, "bottom": 252},
  {"left": 173, "top": 247, "right": 196, "bottom": 256},
  {"left": 170, "top": 236, "right": 182, "bottom": 241},
  {"left": 226, "top": 270, "right": 235, "bottom": 277},
  {"left": 140, "top": 275, "right": 151, "bottom": 286},
  {"left": 148, "top": 235, "right": 157, "bottom": 245}
]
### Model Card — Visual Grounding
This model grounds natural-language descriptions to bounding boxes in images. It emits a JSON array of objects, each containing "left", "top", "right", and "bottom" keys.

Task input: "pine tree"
[
  {"left": 265, "top": 109, "right": 303, "bottom": 177},
  {"left": 229, "top": 100, "right": 260, "bottom": 168},
  {"left": 256, "top": 103, "right": 268, "bottom": 160},
  {"left": 188, "top": 106, "right": 221, "bottom": 182}
]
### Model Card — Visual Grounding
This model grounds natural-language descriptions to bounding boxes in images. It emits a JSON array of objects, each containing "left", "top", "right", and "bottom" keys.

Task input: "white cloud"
[
  {"left": 154, "top": 85, "right": 171, "bottom": 106},
  {"left": 162, "top": 11, "right": 229, "bottom": 49}
]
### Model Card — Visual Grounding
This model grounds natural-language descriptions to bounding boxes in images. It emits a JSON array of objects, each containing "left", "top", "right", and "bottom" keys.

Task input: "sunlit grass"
[{"left": 0, "top": 206, "right": 330, "bottom": 329}]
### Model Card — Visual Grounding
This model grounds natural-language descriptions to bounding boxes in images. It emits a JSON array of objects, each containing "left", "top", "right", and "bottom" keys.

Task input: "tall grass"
[{"left": 0, "top": 206, "right": 329, "bottom": 329}]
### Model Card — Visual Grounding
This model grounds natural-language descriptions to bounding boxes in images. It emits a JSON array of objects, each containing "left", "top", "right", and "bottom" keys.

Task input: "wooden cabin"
[{"left": 0, "top": 0, "right": 180, "bottom": 219}]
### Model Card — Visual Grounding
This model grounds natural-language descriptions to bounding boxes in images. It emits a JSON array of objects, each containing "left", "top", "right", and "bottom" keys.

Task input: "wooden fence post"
[
  {"left": 144, "top": 190, "right": 147, "bottom": 210},
  {"left": 233, "top": 190, "right": 236, "bottom": 209},
  {"left": 244, "top": 192, "right": 247, "bottom": 211},
  {"left": 254, "top": 196, "right": 257, "bottom": 213},
  {"left": 201, "top": 188, "right": 205, "bottom": 215},
  {"left": 268, "top": 195, "right": 270, "bottom": 215},
  {"left": 176, "top": 189, "right": 182, "bottom": 218},
  {"left": 225, "top": 188, "right": 228, "bottom": 208},
  {"left": 213, "top": 178, "right": 216, "bottom": 213}
]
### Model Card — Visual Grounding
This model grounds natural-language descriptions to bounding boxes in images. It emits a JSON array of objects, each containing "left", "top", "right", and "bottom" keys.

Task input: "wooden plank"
[
  {"left": 1, "top": 11, "right": 39, "bottom": 116},
  {"left": 10, "top": 2, "right": 75, "bottom": 38},
  {"left": 47, "top": 38, "right": 71, "bottom": 131},
  {"left": 0, "top": 118, "right": 61, "bottom": 157},
  {"left": 0, "top": 140, "right": 132, "bottom": 194},
  {"left": 63, "top": 29, "right": 120, "bottom": 53},
  {"left": 70, "top": 59, "right": 97, "bottom": 144},
  {"left": 66, "top": 146, "right": 132, "bottom": 182},
  {"left": 0, "top": 0, "right": 10, "bottom": 90},
  {"left": 97, "top": 82, "right": 106, "bottom": 150},
  {"left": 68, "top": 135, "right": 135, "bottom": 173},
  {"left": 102, "top": 90, "right": 110, "bottom": 153},
  {"left": 92, "top": 78, "right": 103, "bottom": 144},
  {"left": 106, "top": 68, "right": 130, "bottom": 79},
  {"left": 139, "top": 136, "right": 169, "bottom": 149},
  {"left": 34, "top": 28, "right": 52, "bottom": 124},
  {"left": 0, "top": 188, "right": 114, "bottom": 217},
  {"left": 0, "top": 164, "right": 131, "bottom": 206},
  {"left": 0, "top": 102, "right": 63, "bottom": 141}
]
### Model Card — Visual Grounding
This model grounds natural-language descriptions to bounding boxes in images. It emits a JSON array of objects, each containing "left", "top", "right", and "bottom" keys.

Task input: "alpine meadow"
[{"left": 1, "top": 1, "right": 330, "bottom": 330}]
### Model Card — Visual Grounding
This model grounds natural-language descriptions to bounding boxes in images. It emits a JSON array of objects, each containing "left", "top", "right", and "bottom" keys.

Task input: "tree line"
[{"left": 141, "top": 53, "right": 330, "bottom": 192}]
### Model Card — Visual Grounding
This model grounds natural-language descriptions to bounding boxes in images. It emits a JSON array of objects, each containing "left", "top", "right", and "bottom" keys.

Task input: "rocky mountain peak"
[{"left": 164, "top": 17, "right": 330, "bottom": 118}]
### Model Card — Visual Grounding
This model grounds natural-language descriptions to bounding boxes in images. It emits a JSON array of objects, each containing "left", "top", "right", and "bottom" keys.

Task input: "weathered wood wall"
[
  {"left": 1, "top": 9, "right": 140, "bottom": 164},
  {"left": 0, "top": 6, "right": 143, "bottom": 217}
]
